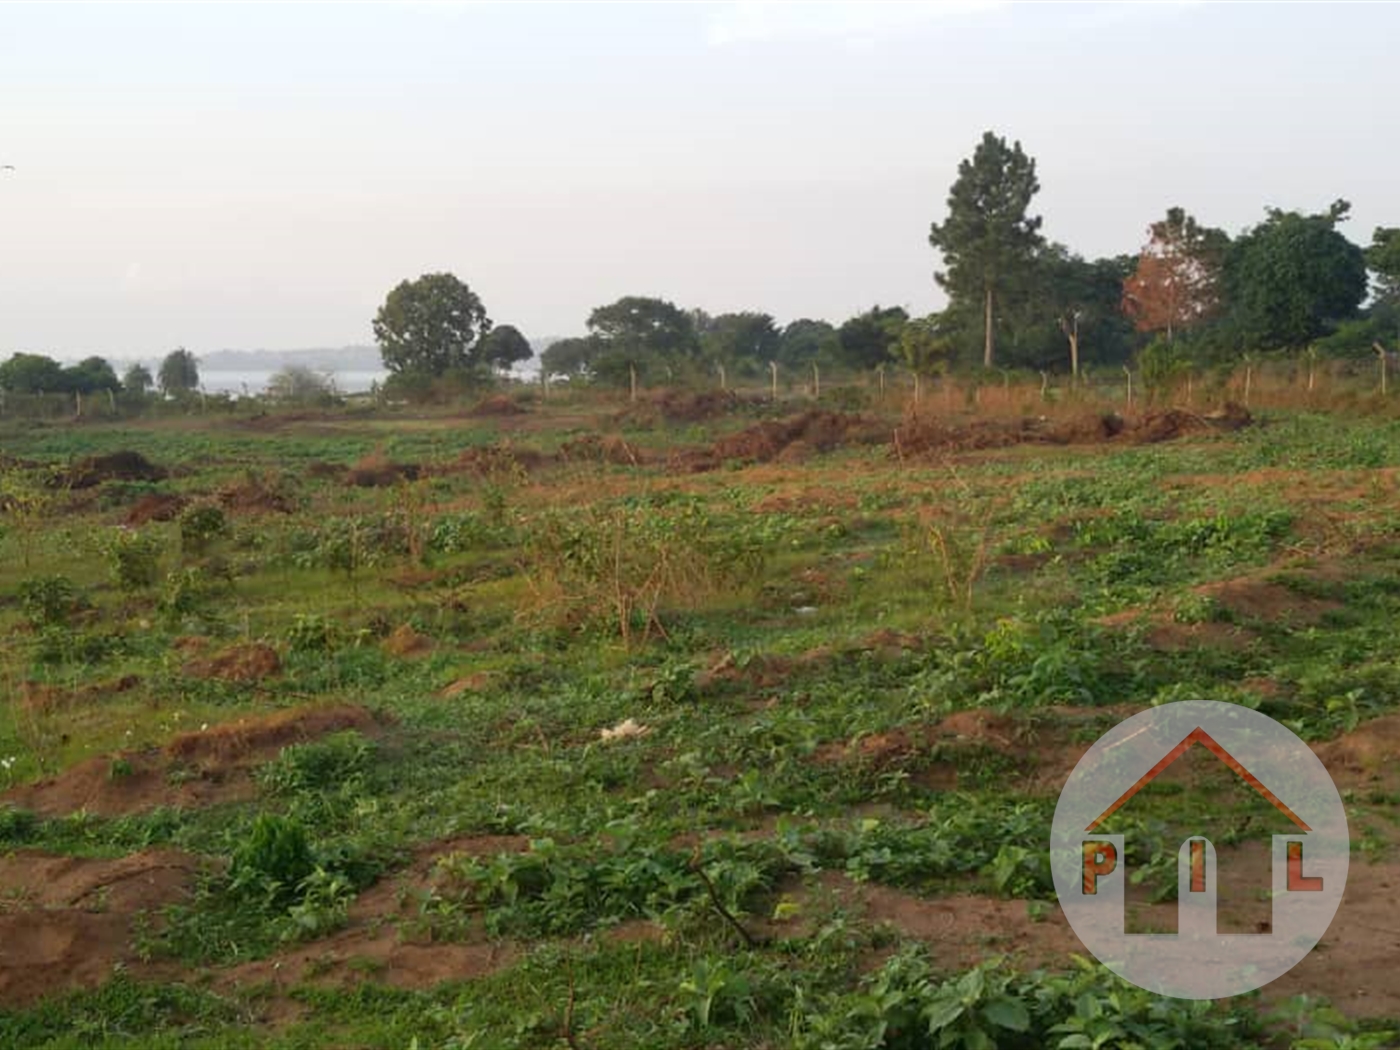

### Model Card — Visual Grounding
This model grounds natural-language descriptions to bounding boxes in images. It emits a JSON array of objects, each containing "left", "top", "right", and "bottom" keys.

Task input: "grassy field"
[{"left": 2, "top": 386, "right": 1399, "bottom": 1049}]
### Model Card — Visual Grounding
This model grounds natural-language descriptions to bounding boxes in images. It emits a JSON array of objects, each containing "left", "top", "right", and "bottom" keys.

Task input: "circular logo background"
[{"left": 1051, "top": 700, "right": 1348, "bottom": 999}]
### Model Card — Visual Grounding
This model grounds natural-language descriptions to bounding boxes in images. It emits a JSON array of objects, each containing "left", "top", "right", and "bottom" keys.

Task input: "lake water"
[{"left": 200, "top": 370, "right": 388, "bottom": 396}]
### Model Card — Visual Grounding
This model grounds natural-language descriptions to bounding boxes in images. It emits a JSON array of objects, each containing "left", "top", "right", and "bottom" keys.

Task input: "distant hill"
[{"left": 198, "top": 346, "right": 384, "bottom": 372}]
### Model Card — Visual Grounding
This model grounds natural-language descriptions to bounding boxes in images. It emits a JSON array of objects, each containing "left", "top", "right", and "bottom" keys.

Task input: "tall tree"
[
  {"left": 700, "top": 312, "right": 781, "bottom": 376},
  {"left": 928, "top": 131, "right": 1044, "bottom": 368},
  {"left": 539, "top": 336, "right": 599, "bottom": 380},
  {"left": 1121, "top": 208, "right": 1228, "bottom": 342},
  {"left": 776, "top": 319, "right": 841, "bottom": 369},
  {"left": 478, "top": 324, "right": 533, "bottom": 373},
  {"left": 585, "top": 296, "right": 699, "bottom": 385},
  {"left": 372, "top": 273, "right": 492, "bottom": 378},
  {"left": 837, "top": 306, "right": 908, "bottom": 370},
  {"left": 1368, "top": 227, "right": 1400, "bottom": 306},
  {"left": 0, "top": 353, "right": 65, "bottom": 393},
  {"left": 122, "top": 362, "right": 153, "bottom": 397},
  {"left": 62, "top": 356, "right": 121, "bottom": 394},
  {"left": 896, "top": 314, "right": 954, "bottom": 399},
  {"left": 1016, "top": 248, "right": 1135, "bottom": 375},
  {"left": 1225, "top": 200, "right": 1368, "bottom": 350},
  {"left": 158, "top": 348, "right": 200, "bottom": 396}
]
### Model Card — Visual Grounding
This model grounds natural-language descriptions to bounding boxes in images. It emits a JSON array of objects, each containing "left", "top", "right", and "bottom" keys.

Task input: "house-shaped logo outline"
[{"left": 1081, "top": 725, "right": 1317, "bottom": 936}]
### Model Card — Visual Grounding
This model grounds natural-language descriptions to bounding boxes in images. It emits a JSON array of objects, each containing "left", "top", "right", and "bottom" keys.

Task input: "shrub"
[
  {"left": 102, "top": 528, "right": 162, "bottom": 592},
  {"left": 178, "top": 503, "right": 229, "bottom": 556},
  {"left": 17, "top": 575, "right": 78, "bottom": 629},
  {"left": 229, "top": 814, "right": 316, "bottom": 907}
]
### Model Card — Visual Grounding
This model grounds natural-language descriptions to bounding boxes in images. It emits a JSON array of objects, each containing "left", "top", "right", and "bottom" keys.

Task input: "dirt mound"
[
  {"left": 615, "top": 389, "right": 750, "bottom": 427},
  {"left": 164, "top": 702, "right": 381, "bottom": 765},
  {"left": 452, "top": 442, "right": 550, "bottom": 476},
  {"left": 346, "top": 453, "right": 422, "bottom": 487},
  {"left": 558, "top": 433, "right": 644, "bottom": 466},
  {"left": 121, "top": 492, "right": 187, "bottom": 525},
  {"left": 182, "top": 642, "right": 282, "bottom": 682},
  {"left": 1095, "top": 609, "right": 1259, "bottom": 652},
  {"left": 3, "top": 703, "right": 383, "bottom": 818},
  {"left": 893, "top": 403, "right": 1252, "bottom": 458},
  {"left": 382, "top": 624, "right": 434, "bottom": 657},
  {"left": 0, "top": 849, "right": 204, "bottom": 1006},
  {"left": 304, "top": 460, "right": 347, "bottom": 481},
  {"left": 222, "top": 834, "right": 529, "bottom": 1001},
  {"left": 678, "top": 411, "right": 887, "bottom": 472},
  {"left": 1198, "top": 576, "right": 1340, "bottom": 626},
  {"left": 17, "top": 673, "right": 141, "bottom": 715},
  {"left": 1314, "top": 714, "right": 1400, "bottom": 780},
  {"left": 217, "top": 472, "right": 297, "bottom": 514},
  {"left": 63, "top": 450, "right": 167, "bottom": 489},
  {"left": 1133, "top": 402, "right": 1253, "bottom": 444},
  {"left": 470, "top": 394, "right": 527, "bottom": 416}
]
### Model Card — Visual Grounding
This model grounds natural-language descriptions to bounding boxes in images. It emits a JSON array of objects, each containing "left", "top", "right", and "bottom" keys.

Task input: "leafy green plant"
[
  {"left": 229, "top": 814, "right": 316, "bottom": 908},
  {"left": 102, "top": 528, "right": 162, "bottom": 592},
  {"left": 177, "top": 502, "right": 229, "bottom": 556},
  {"left": 16, "top": 575, "right": 79, "bottom": 629}
]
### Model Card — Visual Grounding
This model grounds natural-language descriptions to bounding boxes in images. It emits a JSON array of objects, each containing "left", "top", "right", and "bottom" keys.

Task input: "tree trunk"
[
  {"left": 983, "top": 285, "right": 995, "bottom": 369},
  {"left": 629, "top": 363, "right": 637, "bottom": 403},
  {"left": 812, "top": 363, "right": 820, "bottom": 400},
  {"left": 1069, "top": 322, "right": 1079, "bottom": 381},
  {"left": 913, "top": 371, "right": 921, "bottom": 405},
  {"left": 769, "top": 361, "right": 778, "bottom": 402}
]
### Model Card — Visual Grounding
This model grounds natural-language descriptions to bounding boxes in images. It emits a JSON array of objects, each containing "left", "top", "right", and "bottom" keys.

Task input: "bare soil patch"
[
  {"left": 0, "top": 849, "right": 204, "bottom": 1006},
  {"left": 892, "top": 403, "right": 1252, "bottom": 458},
  {"left": 122, "top": 492, "right": 188, "bottom": 525},
  {"left": 217, "top": 472, "right": 297, "bottom": 514},
  {"left": 558, "top": 433, "right": 645, "bottom": 466},
  {"left": 470, "top": 394, "right": 527, "bottom": 417},
  {"left": 62, "top": 451, "right": 168, "bottom": 489},
  {"left": 3, "top": 702, "right": 383, "bottom": 818},
  {"left": 675, "top": 411, "right": 889, "bottom": 472},
  {"left": 182, "top": 642, "right": 282, "bottom": 683},
  {"left": 345, "top": 452, "right": 422, "bottom": 487}
]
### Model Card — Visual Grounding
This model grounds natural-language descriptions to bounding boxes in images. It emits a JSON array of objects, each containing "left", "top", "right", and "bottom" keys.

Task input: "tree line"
[
  {"left": 0, "top": 349, "right": 197, "bottom": 399},
  {"left": 7, "top": 130, "right": 1396, "bottom": 402},
  {"left": 368, "top": 131, "right": 1399, "bottom": 392}
]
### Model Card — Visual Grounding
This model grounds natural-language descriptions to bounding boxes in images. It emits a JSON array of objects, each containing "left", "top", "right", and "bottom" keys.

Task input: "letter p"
[{"left": 1082, "top": 841, "right": 1117, "bottom": 895}]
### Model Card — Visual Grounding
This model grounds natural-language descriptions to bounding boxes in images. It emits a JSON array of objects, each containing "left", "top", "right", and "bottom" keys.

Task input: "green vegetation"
[{"left": 1, "top": 386, "right": 1399, "bottom": 1048}]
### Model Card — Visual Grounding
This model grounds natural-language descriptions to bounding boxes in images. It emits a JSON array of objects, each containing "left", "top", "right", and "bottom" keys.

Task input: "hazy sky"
[{"left": 2, "top": 2, "right": 1396, "bottom": 358}]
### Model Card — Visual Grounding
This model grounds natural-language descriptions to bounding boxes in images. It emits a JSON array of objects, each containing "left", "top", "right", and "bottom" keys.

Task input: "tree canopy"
[
  {"left": 585, "top": 296, "right": 699, "bottom": 385},
  {"left": 478, "top": 324, "right": 533, "bottom": 373},
  {"left": 372, "top": 273, "right": 492, "bottom": 377},
  {"left": 929, "top": 131, "right": 1044, "bottom": 368},
  {"left": 1224, "top": 200, "right": 1368, "bottom": 350},
  {"left": 837, "top": 306, "right": 908, "bottom": 370},
  {"left": 1369, "top": 227, "right": 1400, "bottom": 306},
  {"left": 159, "top": 348, "right": 200, "bottom": 395},
  {"left": 1121, "top": 208, "right": 1228, "bottom": 342}
]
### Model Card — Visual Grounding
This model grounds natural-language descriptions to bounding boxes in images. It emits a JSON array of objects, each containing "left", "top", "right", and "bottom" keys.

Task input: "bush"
[
  {"left": 103, "top": 528, "right": 162, "bottom": 591},
  {"left": 229, "top": 814, "right": 316, "bottom": 907},
  {"left": 178, "top": 503, "right": 229, "bottom": 556},
  {"left": 17, "top": 575, "right": 78, "bottom": 629}
]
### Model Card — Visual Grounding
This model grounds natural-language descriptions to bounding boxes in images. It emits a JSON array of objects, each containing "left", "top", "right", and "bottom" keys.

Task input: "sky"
[{"left": 1, "top": 1, "right": 1396, "bottom": 358}]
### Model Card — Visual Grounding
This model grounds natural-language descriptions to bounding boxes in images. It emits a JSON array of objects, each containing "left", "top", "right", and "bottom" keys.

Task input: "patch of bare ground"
[
  {"left": 1209, "top": 833, "right": 1400, "bottom": 1019},
  {"left": 672, "top": 410, "right": 889, "bottom": 473},
  {"left": 810, "top": 707, "right": 1102, "bottom": 794},
  {"left": 382, "top": 624, "right": 435, "bottom": 657},
  {"left": 182, "top": 642, "right": 282, "bottom": 683},
  {"left": 0, "top": 849, "right": 205, "bottom": 1006},
  {"left": 3, "top": 703, "right": 385, "bottom": 818},
  {"left": 695, "top": 631, "right": 927, "bottom": 698},
  {"left": 121, "top": 492, "right": 188, "bottom": 525},
  {"left": 1315, "top": 712, "right": 1400, "bottom": 786},
  {"left": 1096, "top": 563, "right": 1347, "bottom": 651},
  {"left": 891, "top": 403, "right": 1252, "bottom": 458},
  {"left": 219, "top": 835, "right": 530, "bottom": 1004}
]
